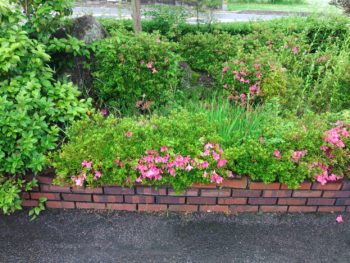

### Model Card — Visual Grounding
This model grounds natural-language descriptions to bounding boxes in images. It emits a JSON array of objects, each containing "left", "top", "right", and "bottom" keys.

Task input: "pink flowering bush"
[
  {"left": 53, "top": 110, "right": 228, "bottom": 189},
  {"left": 92, "top": 33, "right": 181, "bottom": 113}
]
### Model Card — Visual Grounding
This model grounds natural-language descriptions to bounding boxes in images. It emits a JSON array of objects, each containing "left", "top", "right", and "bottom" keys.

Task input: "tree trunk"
[{"left": 131, "top": 0, "right": 142, "bottom": 33}]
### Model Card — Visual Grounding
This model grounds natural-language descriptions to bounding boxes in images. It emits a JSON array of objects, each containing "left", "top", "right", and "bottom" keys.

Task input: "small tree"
[{"left": 330, "top": 0, "right": 350, "bottom": 14}]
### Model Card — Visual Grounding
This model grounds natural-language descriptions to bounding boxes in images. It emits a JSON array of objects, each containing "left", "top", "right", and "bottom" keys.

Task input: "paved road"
[
  {"left": 1, "top": 210, "right": 349, "bottom": 263},
  {"left": 73, "top": 6, "right": 294, "bottom": 22}
]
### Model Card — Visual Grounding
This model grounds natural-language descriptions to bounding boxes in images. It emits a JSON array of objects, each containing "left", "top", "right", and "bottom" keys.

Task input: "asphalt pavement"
[{"left": 1, "top": 210, "right": 349, "bottom": 263}]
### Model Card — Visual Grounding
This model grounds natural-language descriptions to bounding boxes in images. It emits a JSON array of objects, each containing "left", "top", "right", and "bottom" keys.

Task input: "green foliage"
[
  {"left": 0, "top": 1, "right": 90, "bottom": 175},
  {"left": 53, "top": 110, "right": 221, "bottom": 189},
  {"left": 227, "top": 114, "right": 328, "bottom": 188},
  {"left": 10, "top": 0, "right": 74, "bottom": 42},
  {"left": 179, "top": 32, "right": 238, "bottom": 74},
  {"left": 29, "top": 196, "right": 47, "bottom": 221},
  {"left": 92, "top": 32, "right": 182, "bottom": 113},
  {"left": 0, "top": 176, "right": 38, "bottom": 214}
]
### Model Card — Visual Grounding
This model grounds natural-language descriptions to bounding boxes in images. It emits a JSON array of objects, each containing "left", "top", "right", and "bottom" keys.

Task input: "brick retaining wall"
[{"left": 22, "top": 175, "right": 350, "bottom": 213}]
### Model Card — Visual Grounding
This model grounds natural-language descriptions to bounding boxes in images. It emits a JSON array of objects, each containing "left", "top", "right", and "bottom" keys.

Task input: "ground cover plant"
[{"left": 2, "top": 0, "right": 350, "bottom": 213}]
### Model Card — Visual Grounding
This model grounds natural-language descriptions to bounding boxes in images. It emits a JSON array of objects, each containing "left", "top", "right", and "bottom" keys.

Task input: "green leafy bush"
[
  {"left": 53, "top": 110, "right": 226, "bottom": 190},
  {"left": 92, "top": 32, "right": 182, "bottom": 113},
  {"left": 179, "top": 32, "right": 238, "bottom": 75},
  {"left": 0, "top": 0, "right": 89, "bottom": 205}
]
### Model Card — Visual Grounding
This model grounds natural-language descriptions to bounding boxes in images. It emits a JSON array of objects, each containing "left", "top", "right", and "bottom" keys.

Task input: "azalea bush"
[
  {"left": 92, "top": 32, "right": 182, "bottom": 113},
  {"left": 53, "top": 110, "right": 230, "bottom": 190}
]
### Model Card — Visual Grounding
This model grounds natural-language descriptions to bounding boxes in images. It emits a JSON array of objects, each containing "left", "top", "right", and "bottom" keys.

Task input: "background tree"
[
  {"left": 330, "top": 0, "right": 350, "bottom": 14},
  {"left": 131, "top": 0, "right": 142, "bottom": 32}
]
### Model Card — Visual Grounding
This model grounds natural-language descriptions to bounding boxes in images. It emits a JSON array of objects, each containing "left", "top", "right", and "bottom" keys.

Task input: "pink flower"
[
  {"left": 81, "top": 160, "right": 92, "bottom": 169},
  {"left": 227, "top": 171, "right": 235, "bottom": 178},
  {"left": 210, "top": 171, "right": 223, "bottom": 184},
  {"left": 292, "top": 47, "right": 298, "bottom": 55},
  {"left": 336, "top": 215, "right": 343, "bottom": 223},
  {"left": 204, "top": 143, "right": 214, "bottom": 150},
  {"left": 152, "top": 68, "right": 157, "bottom": 74},
  {"left": 260, "top": 137, "right": 265, "bottom": 144},
  {"left": 100, "top": 108, "right": 108, "bottom": 116},
  {"left": 185, "top": 164, "right": 193, "bottom": 171},
  {"left": 203, "top": 171, "right": 208, "bottom": 178},
  {"left": 168, "top": 167, "right": 176, "bottom": 177},
  {"left": 249, "top": 84, "right": 258, "bottom": 95},
  {"left": 160, "top": 146, "right": 168, "bottom": 152},
  {"left": 135, "top": 100, "right": 143, "bottom": 108},
  {"left": 135, "top": 177, "right": 142, "bottom": 183},
  {"left": 222, "top": 66, "right": 229, "bottom": 73},
  {"left": 223, "top": 84, "right": 228, "bottom": 89},
  {"left": 146, "top": 62, "right": 153, "bottom": 69},
  {"left": 197, "top": 161, "right": 209, "bottom": 169},
  {"left": 212, "top": 151, "right": 220, "bottom": 161},
  {"left": 201, "top": 150, "right": 210, "bottom": 157},
  {"left": 291, "top": 150, "right": 307, "bottom": 162},
  {"left": 316, "top": 175, "right": 327, "bottom": 185},
  {"left": 342, "top": 128, "right": 349, "bottom": 138},
  {"left": 73, "top": 175, "right": 85, "bottom": 187},
  {"left": 94, "top": 171, "right": 102, "bottom": 180},
  {"left": 125, "top": 131, "right": 133, "bottom": 138},
  {"left": 217, "top": 159, "right": 227, "bottom": 168},
  {"left": 274, "top": 150, "right": 281, "bottom": 159}
]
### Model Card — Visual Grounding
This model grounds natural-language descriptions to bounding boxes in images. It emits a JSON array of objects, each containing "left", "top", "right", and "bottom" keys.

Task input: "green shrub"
[
  {"left": 92, "top": 32, "right": 182, "bottom": 113},
  {"left": 0, "top": 0, "right": 89, "bottom": 194},
  {"left": 10, "top": 0, "right": 74, "bottom": 42},
  {"left": 53, "top": 110, "right": 226, "bottom": 190},
  {"left": 179, "top": 32, "right": 238, "bottom": 75},
  {"left": 227, "top": 114, "right": 328, "bottom": 188}
]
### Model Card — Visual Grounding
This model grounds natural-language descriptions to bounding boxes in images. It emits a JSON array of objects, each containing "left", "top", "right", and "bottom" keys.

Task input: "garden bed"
[{"left": 22, "top": 174, "right": 350, "bottom": 213}]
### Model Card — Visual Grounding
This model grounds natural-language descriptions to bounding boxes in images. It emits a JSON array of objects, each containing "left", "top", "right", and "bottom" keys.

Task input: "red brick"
[
  {"left": 136, "top": 187, "right": 167, "bottom": 195},
  {"left": 201, "top": 189, "right": 231, "bottom": 197},
  {"left": 72, "top": 187, "right": 103, "bottom": 194},
  {"left": 157, "top": 196, "right": 185, "bottom": 204},
  {"left": 263, "top": 190, "right": 292, "bottom": 198},
  {"left": 323, "top": 191, "right": 350, "bottom": 198},
  {"left": 93, "top": 195, "right": 123, "bottom": 203},
  {"left": 36, "top": 175, "right": 54, "bottom": 185},
  {"left": 278, "top": 198, "right": 306, "bottom": 205},
  {"left": 30, "top": 192, "right": 60, "bottom": 200},
  {"left": 288, "top": 206, "right": 317, "bottom": 213},
  {"left": 281, "top": 182, "right": 312, "bottom": 190},
  {"left": 62, "top": 193, "right": 91, "bottom": 202},
  {"left": 292, "top": 190, "right": 322, "bottom": 198},
  {"left": 41, "top": 184, "right": 71, "bottom": 193},
  {"left": 218, "top": 197, "right": 247, "bottom": 205},
  {"left": 312, "top": 182, "right": 342, "bottom": 190},
  {"left": 168, "top": 205, "right": 198, "bottom": 212},
  {"left": 107, "top": 204, "right": 136, "bottom": 211},
  {"left": 125, "top": 195, "right": 155, "bottom": 203},
  {"left": 138, "top": 204, "right": 167, "bottom": 212},
  {"left": 318, "top": 206, "right": 346, "bottom": 212},
  {"left": 249, "top": 182, "right": 280, "bottom": 190},
  {"left": 341, "top": 180, "right": 350, "bottom": 190},
  {"left": 200, "top": 205, "right": 229, "bottom": 213},
  {"left": 248, "top": 198, "right": 277, "bottom": 205},
  {"left": 187, "top": 197, "right": 216, "bottom": 205},
  {"left": 307, "top": 198, "right": 335, "bottom": 206},
  {"left": 46, "top": 201, "right": 75, "bottom": 209},
  {"left": 232, "top": 190, "right": 262, "bottom": 197},
  {"left": 168, "top": 188, "right": 199, "bottom": 196},
  {"left": 221, "top": 177, "right": 247, "bottom": 189},
  {"left": 191, "top": 183, "right": 216, "bottom": 189},
  {"left": 104, "top": 186, "right": 135, "bottom": 195},
  {"left": 259, "top": 206, "right": 288, "bottom": 213},
  {"left": 229, "top": 205, "right": 258, "bottom": 213},
  {"left": 76, "top": 202, "right": 106, "bottom": 209},
  {"left": 21, "top": 192, "right": 30, "bottom": 200},
  {"left": 22, "top": 200, "right": 38, "bottom": 207},
  {"left": 335, "top": 199, "right": 350, "bottom": 206}
]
